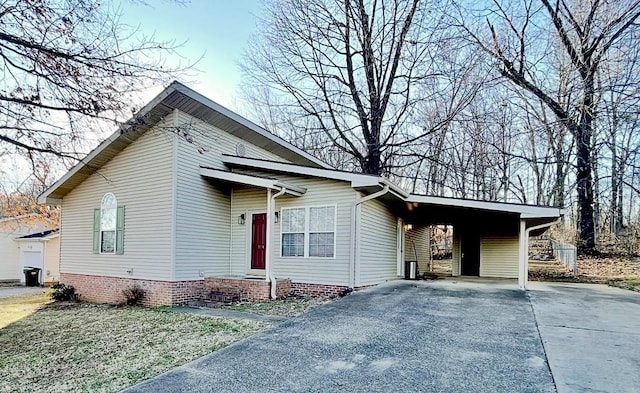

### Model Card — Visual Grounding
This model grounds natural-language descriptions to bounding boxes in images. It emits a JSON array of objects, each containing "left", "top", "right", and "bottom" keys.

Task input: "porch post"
[
  {"left": 518, "top": 219, "right": 527, "bottom": 290},
  {"left": 265, "top": 188, "right": 272, "bottom": 282}
]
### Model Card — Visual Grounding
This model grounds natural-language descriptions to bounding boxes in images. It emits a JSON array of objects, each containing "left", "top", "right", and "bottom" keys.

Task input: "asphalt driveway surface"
[{"left": 126, "top": 280, "right": 555, "bottom": 393}]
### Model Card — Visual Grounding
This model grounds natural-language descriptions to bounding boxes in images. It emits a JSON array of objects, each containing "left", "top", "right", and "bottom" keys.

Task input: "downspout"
[
  {"left": 350, "top": 185, "right": 390, "bottom": 288},
  {"left": 267, "top": 188, "right": 286, "bottom": 299},
  {"left": 519, "top": 217, "right": 562, "bottom": 290}
]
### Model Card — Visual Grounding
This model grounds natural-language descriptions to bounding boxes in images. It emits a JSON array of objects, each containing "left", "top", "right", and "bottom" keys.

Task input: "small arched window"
[{"left": 100, "top": 193, "right": 117, "bottom": 253}]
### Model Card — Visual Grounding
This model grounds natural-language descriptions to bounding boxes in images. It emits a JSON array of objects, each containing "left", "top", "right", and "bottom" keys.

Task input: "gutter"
[
  {"left": 267, "top": 188, "right": 287, "bottom": 299},
  {"left": 349, "top": 185, "right": 390, "bottom": 288},
  {"left": 519, "top": 217, "right": 562, "bottom": 290}
]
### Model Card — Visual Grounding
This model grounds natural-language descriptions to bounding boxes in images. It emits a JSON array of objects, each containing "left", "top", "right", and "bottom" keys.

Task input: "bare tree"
[
  {"left": 450, "top": 0, "right": 640, "bottom": 253},
  {"left": 0, "top": 0, "right": 189, "bottom": 163},
  {"left": 242, "top": 0, "right": 480, "bottom": 175}
]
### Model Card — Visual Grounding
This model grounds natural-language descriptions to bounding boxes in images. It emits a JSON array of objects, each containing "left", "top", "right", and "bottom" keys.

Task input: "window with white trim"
[
  {"left": 100, "top": 193, "right": 117, "bottom": 253},
  {"left": 281, "top": 207, "right": 305, "bottom": 257},
  {"left": 281, "top": 205, "right": 336, "bottom": 258}
]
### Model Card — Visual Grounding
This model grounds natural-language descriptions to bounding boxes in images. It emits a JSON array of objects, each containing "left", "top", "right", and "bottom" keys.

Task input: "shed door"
[
  {"left": 251, "top": 213, "right": 267, "bottom": 270},
  {"left": 461, "top": 234, "right": 480, "bottom": 276}
]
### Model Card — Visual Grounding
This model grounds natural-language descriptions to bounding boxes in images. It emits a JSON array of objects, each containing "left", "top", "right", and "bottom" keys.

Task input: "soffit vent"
[{"left": 236, "top": 142, "right": 247, "bottom": 157}]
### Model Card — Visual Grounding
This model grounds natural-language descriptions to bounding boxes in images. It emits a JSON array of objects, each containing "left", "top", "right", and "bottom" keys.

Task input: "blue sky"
[
  {"left": 0, "top": 1, "right": 263, "bottom": 189},
  {"left": 119, "top": 0, "right": 263, "bottom": 108}
]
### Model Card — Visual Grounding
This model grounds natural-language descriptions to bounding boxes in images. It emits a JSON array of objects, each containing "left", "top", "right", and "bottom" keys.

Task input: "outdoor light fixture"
[
  {"left": 404, "top": 224, "right": 413, "bottom": 231},
  {"left": 238, "top": 213, "right": 245, "bottom": 225},
  {"left": 274, "top": 211, "right": 280, "bottom": 223}
]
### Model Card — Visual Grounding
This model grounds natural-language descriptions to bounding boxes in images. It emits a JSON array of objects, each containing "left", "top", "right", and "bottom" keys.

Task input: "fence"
[{"left": 550, "top": 239, "right": 578, "bottom": 275}]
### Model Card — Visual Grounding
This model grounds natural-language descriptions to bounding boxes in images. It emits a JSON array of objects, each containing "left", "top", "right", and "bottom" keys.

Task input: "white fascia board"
[
  {"left": 172, "top": 82, "right": 332, "bottom": 169},
  {"left": 407, "top": 194, "right": 563, "bottom": 218},
  {"left": 380, "top": 178, "right": 410, "bottom": 198},
  {"left": 200, "top": 167, "right": 307, "bottom": 195},
  {"left": 222, "top": 155, "right": 404, "bottom": 192},
  {"left": 37, "top": 197, "right": 62, "bottom": 205},
  {"left": 38, "top": 84, "right": 178, "bottom": 205}
]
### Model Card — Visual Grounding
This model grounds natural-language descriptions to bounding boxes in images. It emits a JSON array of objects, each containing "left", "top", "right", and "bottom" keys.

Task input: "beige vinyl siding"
[
  {"left": 452, "top": 230, "right": 461, "bottom": 276},
  {"left": 0, "top": 220, "right": 44, "bottom": 281},
  {"left": 44, "top": 237, "right": 60, "bottom": 282},
  {"left": 480, "top": 235, "right": 519, "bottom": 278},
  {"left": 0, "top": 233, "right": 21, "bottom": 281},
  {"left": 404, "top": 226, "right": 431, "bottom": 274},
  {"left": 60, "top": 123, "right": 174, "bottom": 280},
  {"left": 173, "top": 111, "right": 289, "bottom": 280},
  {"left": 358, "top": 198, "right": 398, "bottom": 286},
  {"left": 272, "top": 177, "right": 354, "bottom": 286},
  {"left": 229, "top": 186, "right": 267, "bottom": 276},
  {"left": 229, "top": 173, "right": 356, "bottom": 286},
  {"left": 174, "top": 111, "right": 286, "bottom": 170}
]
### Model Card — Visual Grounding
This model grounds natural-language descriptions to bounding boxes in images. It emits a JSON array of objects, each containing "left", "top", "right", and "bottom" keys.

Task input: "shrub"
[
  {"left": 122, "top": 285, "right": 146, "bottom": 306},
  {"left": 50, "top": 282, "right": 77, "bottom": 301}
]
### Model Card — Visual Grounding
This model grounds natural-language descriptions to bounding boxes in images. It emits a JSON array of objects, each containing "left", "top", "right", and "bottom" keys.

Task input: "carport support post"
[{"left": 518, "top": 219, "right": 527, "bottom": 290}]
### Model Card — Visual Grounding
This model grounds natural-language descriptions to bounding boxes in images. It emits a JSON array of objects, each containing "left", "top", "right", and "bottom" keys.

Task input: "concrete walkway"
[
  {"left": 124, "top": 280, "right": 640, "bottom": 393},
  {"left": 0, "top": 286, "right": 47, "bottom": 299},
  {"left": 528, "top": 282, "right": 640, "bottom": 393}
]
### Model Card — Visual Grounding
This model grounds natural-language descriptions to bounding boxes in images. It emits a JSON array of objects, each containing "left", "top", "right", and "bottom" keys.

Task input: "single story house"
[
  {"left": 38, "top": 82, "right": 563, "bottom": 306},
  {"left": 0, "top": 215, "right": 59, "bottom": 285}
]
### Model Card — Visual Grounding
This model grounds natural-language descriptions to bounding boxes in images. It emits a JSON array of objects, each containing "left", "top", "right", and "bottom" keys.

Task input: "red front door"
[{"left": 251, "top": 213, "right": 267, "bottom": 270}]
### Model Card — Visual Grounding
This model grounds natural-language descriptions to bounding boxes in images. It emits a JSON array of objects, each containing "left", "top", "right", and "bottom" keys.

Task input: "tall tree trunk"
[{"left": 576, "top": 74, "right": 596, "bottom": 251}]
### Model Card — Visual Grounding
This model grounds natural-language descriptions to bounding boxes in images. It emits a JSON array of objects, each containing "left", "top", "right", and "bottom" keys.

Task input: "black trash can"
[{"left": 23, "top": 267, "right": 41, "bottom": 287}]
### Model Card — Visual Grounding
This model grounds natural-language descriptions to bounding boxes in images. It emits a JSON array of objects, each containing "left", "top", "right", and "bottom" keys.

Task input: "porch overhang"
[{"left": 199, "top": 167, "right": 307, "bottom": 196}]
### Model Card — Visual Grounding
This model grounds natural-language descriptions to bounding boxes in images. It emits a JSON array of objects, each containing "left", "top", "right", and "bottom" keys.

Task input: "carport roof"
[{"left": 406, "top": 195, "right": 564, "bottom": 219}]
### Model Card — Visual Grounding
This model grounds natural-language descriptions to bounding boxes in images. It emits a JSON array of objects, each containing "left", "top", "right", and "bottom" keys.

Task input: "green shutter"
[
  {"left": 115, "top": 206, "right": 125, "bottom": 255},
  {"left": 93, "top": 208, "right": 100, "bottom": 254}
]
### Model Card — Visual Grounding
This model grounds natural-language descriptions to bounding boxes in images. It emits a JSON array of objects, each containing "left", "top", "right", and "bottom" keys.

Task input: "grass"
[
  {"left": 608, "top": 277, "right": 640, "bottom": 292},
  {"left": 224, "top": 294, "right": 334, "bottom": 317},
  {"left": 0, "top": 293, "right": 50, "bottom": 329},
  {"left": 0, "top": 297, "right": 269, "bottom": 393}
]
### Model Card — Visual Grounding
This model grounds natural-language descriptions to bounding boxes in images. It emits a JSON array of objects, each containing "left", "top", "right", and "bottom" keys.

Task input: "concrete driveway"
[
  {"left": 528, "top": 282, "right": 640, "bottom": 393},
  {"left": 0, "top": 286, "right": 47, "bottom": 299}
]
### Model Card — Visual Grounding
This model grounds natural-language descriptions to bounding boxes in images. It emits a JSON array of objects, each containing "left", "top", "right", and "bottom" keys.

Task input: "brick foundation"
[
  {"left": 60, "top": 273, "right": 204, "bottom": 307},
  {"left": 291, "top": 282, "right": 348, "bottom": 297},
  {"left": 291, "top": 282, "right": 376, "bottom": 297},
  {"left": 60, "top": 272, "right": 378, "bottom": 306},
  {"left": 204, "top": 277, "right": 292, "bottom": 301}
]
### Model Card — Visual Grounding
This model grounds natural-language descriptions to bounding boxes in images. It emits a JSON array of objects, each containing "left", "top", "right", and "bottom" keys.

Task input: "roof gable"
[{"left": 39, "top": 82, "right": 331, "bottom": 204}]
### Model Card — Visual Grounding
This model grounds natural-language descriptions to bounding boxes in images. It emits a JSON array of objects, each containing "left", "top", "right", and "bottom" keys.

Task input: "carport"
[{"left": 401, "top": 195, "right": 564, "bottom": 289}]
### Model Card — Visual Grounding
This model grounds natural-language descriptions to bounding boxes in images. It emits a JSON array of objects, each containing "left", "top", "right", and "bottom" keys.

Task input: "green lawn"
[{"left": 0, "top": 297, "right": 269, "bottom": 393}]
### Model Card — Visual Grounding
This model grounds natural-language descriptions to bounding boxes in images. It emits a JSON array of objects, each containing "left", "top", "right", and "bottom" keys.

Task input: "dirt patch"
[
  {"left": 529, "top": 257, "right": 640, "bottom": 292},
  {"left": 223, "top": 294, "right": 335, "bottom": 317}
]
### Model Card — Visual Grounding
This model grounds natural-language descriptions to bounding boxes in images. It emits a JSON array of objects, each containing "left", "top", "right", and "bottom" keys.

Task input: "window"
[
  {"left": 100, "top": 193, "right": 117, "bottom": 253},
  {"left": 281, "top": 205, "right": 335, "bottom": 258},
  {"left": 93, "top": 193, "right": 125, "bottom": 254},
  {"left": 281, "top": 208, "right": 305, "bottom": 257},
  {"left": 309, "top": 206, "right": 335, "bottom": 257}
]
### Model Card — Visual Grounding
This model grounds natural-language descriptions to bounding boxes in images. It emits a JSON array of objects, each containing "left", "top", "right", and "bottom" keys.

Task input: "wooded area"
[
  {"left": 241, "top": 0, "right": 640, "bottom": 255},
  {"left": 1, "top": 0, "right": 639, "bottom": 256}
]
